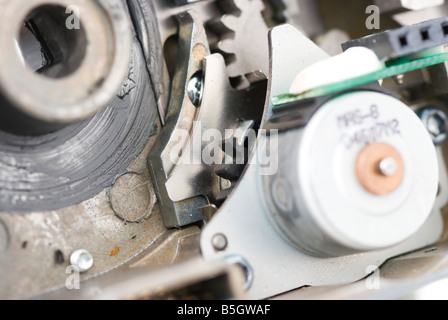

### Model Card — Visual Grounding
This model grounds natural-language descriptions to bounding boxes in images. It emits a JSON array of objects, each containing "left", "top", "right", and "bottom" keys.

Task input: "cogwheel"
[{"left": 217, "top": 0, "right": 270, "bottom": 87}]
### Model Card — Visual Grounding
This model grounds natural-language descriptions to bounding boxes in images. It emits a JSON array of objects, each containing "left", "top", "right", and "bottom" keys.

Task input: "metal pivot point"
[
  {"left": 187, "top": 73, "right": 204, "bottom": 107},
  {"left": 148, "top": 10, "right": 267, "bottom": 229},
  {"left": 70, "top": 250, "right": 94, "bottom": 273},
  {"left": 379, "top": 157, "right": 399, "bottom": 177},
  {"left": 356, "top": 143, "right": 405, "bottom": 196},
  {"left": 148, "top": 10, "right": 212, "bottom": 229},
  {"left": 0, "top": 0, "right": 131, "bottom": 135},
  {"left": 163, "top": 56, "right": 266, "bottom": 211},
  {"left": 212, "top": 234, "right": 228, "bottom": 251}
]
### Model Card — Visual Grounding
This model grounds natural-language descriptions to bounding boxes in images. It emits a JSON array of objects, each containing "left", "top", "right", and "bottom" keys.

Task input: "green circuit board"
[{"left": 272, "top": 52, "right": 448, "bottom": 107}]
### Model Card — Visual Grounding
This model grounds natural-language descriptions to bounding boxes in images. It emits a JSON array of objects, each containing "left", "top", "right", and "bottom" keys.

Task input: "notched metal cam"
[{"left": 148, "top": 10, "right": 267, "bottom": 229}]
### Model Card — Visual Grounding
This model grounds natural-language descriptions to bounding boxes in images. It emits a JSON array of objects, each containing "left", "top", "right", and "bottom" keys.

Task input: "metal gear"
[
  {"left": 216, "top": 0, "right": 270, "bottom": 87},
  {"left": 214, "top": 120, "right": 254, "bottom": 207}
]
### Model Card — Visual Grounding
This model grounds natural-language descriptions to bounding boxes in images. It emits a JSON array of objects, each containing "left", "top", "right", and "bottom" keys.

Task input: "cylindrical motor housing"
[{"left": 263, "top": 91, "right": 439, "bottom": 257}]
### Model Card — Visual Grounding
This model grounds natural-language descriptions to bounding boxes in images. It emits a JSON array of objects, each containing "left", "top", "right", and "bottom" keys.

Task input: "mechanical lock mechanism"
[
  {"left": 201, "top": 20, "right": 448, "bottom": 299},
  {"left": 4, "top": 0, "right": 448, "bottom": 300},
  {"left": 265, "top": 18, "right": 448, "bottom": 257}
]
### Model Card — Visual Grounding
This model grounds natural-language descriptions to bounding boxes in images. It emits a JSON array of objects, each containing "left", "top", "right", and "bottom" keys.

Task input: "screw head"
[
  {"left": 419, "top": 107, "right": 448, "bottom": 146},
  {"left": 70, "top": 249, "right": 94, "bottom": 273},
  {"left": 225, "top": 255, "right": 254, "bottom": 291},
  {"left": 212, "top": 234, "right": 228, "bottom": 251},
  {"left": 187, "top": 73, "right": 203, "bottom": 107}
]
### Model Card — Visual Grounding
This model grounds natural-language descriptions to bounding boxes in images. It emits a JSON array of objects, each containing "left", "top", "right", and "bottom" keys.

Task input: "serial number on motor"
[
  {"left": 340, "top": 119, "right": 401, "bottom": 149},
  {"left": 337, "top": 105, "right": 380, "bottom": 129},
  {"left": 336, "top": 105, "right": 401, "bottom": 149}
]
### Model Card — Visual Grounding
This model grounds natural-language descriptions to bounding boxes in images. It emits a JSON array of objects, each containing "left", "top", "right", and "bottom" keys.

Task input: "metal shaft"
[{"left": 0, "top": 0, "right": 131, "bottom": 135}]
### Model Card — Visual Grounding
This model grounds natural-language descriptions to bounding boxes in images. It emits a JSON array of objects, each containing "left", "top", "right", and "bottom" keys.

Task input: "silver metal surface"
[
  {"left": 164, "top": 54, "right": 266, "bottom": 203},
  {"left": 187, "top": 73, "right": 204, "bottom": 107},
  {"left": 272, "top": 234, "right": 448, "bottom": 300},
  {"left": 153, "top": 0, "right": 220, "bottom": 43},
  {"left": 0, "top": 137, "right": 198, "bottom": 299},
  {"left": 212, "top": 234, "right": 228, "bottom": 251},
  {"left": 225, "top": 254, "right": 254, "bottom": 291},
  {"left": 379, "top": 157, "right": 399, "bottom": 176},
  {"left": 0, "top": 0, "right": 131, "bottom": 132},
  {"left": 263, "top": 24, "right": 329, "bottom": 122},
  {"left": 268, "top": 131, "right": 448, "bottom": 301},
  {"left": 175, "top": 0, "right": 206, "bottom": 5},
  {"left": 264, "top": 92, "right": 439, "bottom": 257},
  {"left": 374, "top": 0, "right": 445, "bottom": 14},
  {"left": 0, "top": 36, "right": 159, "bottom": 214},
  {"left": 200, "top": 24, "right": 444, "bottom": 299},
  {"left": 315, "top": 29, "right": 351, "bottom": 56},
  {"left": 0, "top": 219, "right": 8, "bottom": 259},
  {"left": 109, "top": 172, "right": 157, "bottom": 223},
  {"left": 215, "top": 0, "right": 270, "bottom": 87},
  {"left": 390, "top": 2, "right": 448, "bottom": 27},
  {"left": 419, "top": 107, "right": 448, "bottom": 146},
  {"left": 153, "top": 0, "right": 323, "bottom": 92},
  {"left": 151, "top": 0, "right": 222, "bottom": 122},
  {"left": 126, "top": 0, "right": 169, "bottom": 125},
  {"left": 201, "top": 136, "right": 443, "bottom": 299},
  {"left": 293, "top": 0, "right": 325, "bottom": 36},
  {"left": 149, "top": 10, "right": 267, "bottom": 228},
  {"left": 2, "top": 0, "right": 448, "bottom": 301},
  {"left": 37, "top": 258, "right": 245, "bottom": 300},
  {"left": 70, "top": 250, "right": 94, "bottom": 273},
  {"left": 148, "top": 10, "right": 211, "bottom": 229}
]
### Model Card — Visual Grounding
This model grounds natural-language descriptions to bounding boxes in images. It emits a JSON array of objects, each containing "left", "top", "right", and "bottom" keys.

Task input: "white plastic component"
[
  {"left": 289, "top": 47, "right": 384, "bottom": 95},
  {"left": 294, "top": 91, "right": 438, "bottom": 253},
  {"left": 401, "top": 0, "right": 444, "bottom": 11}
]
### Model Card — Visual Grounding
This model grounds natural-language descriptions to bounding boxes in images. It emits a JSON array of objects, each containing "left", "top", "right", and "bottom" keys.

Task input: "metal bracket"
[
  {"left": 200, "top": 24, "right": 444, "bottom": 299},
  {"left": 148, "top": 11, "right": 267, "bottom": 228},
  {"left": 148, "top": 10, "right": 210, "bottom": 229}
]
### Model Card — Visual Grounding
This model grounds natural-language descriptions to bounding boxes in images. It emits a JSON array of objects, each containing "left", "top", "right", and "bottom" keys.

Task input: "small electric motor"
[{"left": 264, "top": 90, "right": 439, "bottom": 257}]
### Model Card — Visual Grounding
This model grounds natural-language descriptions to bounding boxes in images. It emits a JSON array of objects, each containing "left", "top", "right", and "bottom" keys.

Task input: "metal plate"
[
  {"left": 200, "top": 144, "right": 443, "bottom": 299},
  {"left": 200, "top": 24, "right": 445, "bottom": 299},
  {"left": 0, "top": 13, "right": 158, "bottom": 213}
]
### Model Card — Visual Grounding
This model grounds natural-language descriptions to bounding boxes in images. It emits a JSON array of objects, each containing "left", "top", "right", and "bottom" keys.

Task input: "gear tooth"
[
  {"left": 208, "top": 16, "right": 232, "bottom": 35},
  {"left": 218, "top": 38, "right": 235, "bottom": 54},
  {"left": 232, "top": 0, "right": 245, "bottom": 10},
  {"left": 220, "top": 14, "right": 239, "bottom": 30},
  {"left": 253, "top": 0, "right": 266, "bottom": 11},
  {"left": 232, "top": 75, "right": 251, "bottom": 90},
  {"left": 238, "top": 76, "right": 251, "bottom": 89},
  {"left": 225, "top": 62, "right": 241, "bottom": 79},
  {"left": 215, "top": 164, "right": 245, "bottom": 182},
  {"left": 212, "top": 0, "right": 270, "bottom": 85},
  {"left": 218, "top": 0, "right": 239, "bottom": 14},
  {"left": 233, "top": 0, "right": 264, "bottom": 11}
]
